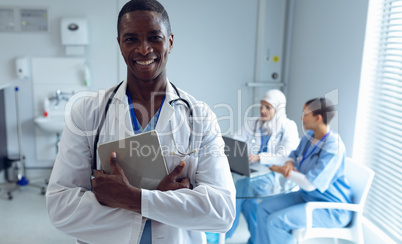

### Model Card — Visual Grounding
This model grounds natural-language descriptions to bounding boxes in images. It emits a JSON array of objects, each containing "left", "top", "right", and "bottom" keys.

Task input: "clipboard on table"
[{"left": 98, "top": 130, "right": 168, "bottom": 190}]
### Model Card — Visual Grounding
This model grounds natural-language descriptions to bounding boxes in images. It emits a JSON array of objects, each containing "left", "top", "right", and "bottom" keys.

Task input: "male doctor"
[{"left": 46, "top": 1, "right": 235, "bottom": 243}]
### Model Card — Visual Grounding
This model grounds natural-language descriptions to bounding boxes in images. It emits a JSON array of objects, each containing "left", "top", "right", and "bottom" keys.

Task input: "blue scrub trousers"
[
  {"left": 226, "top": 174, "right": 276, "bottom": 244},
  {"left": 255, "top": 191, "right": 352, "bottom": 244},
  {"left": 226, "top": 197, "right": 257, "bottom": 244}
]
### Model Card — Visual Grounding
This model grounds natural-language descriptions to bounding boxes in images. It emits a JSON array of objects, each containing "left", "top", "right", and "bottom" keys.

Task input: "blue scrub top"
[
  {"left": 288, "top": 130, "right": 352, "bottom": 203},
  {"left": 127, "top": 91, "right": 165, "bottom": 244},
  {"left": 258, "top": 127, "right": 271, "bottom": 154}
]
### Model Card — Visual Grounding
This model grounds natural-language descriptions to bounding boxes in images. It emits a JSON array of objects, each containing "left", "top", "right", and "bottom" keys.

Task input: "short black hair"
[
  {"left": 305, "top": 98, "right": 336, "bottom": 125},
  {"left": 117, "top": 0, "right": 171, "bottom": 37}
]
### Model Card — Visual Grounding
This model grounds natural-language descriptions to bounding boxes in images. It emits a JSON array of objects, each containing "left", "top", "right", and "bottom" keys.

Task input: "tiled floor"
[
  {"left": 0, "top": 169, "right": 342, "bottom": 244},
  {"left": 0, "top": 169, "right": 74, "bottom": 244},
  {"left": 0, "top": 169, "right": 250, "bottom": 244}
]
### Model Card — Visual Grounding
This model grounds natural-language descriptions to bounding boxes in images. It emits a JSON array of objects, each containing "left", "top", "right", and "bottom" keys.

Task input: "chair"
[
  {"left": 0, "top": 156, "right": 47, "bottom": 200},
  {"left": 0, "top": 156, "right": 21, "bottom": 200},
  {"left": 292, "top": 157, "right": 375, "bottom": 244}
]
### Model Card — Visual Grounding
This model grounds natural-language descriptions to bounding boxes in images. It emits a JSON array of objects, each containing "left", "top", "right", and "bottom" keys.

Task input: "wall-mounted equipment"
[
  {"left": 0, "top": 7, "right": 16, "bottom": 31},
  {"left": 0, "top": 7, "right": 48, "bottom": 32},
  {"left": 246, "top": 0, "right": 287, "bottom": 115},
  {"left": 61, "top": 17, "right": 89, "bottom": 56},
  {"left": 20, "top": 8, "right": 48, "bottom": 31},
  {"left": 15, "top": 57, "right": 30, "bottom": 79},
  {"left": 253, "top": 0, "right": 286, "bottom": 84}
]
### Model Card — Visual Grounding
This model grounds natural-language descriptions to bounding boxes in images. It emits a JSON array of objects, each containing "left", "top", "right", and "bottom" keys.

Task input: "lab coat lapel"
[
  {"left": 155, "top": 102, "right": 174, "bottom": 133},
  {"left": 114, "top": 104, "right": 134, "bottom": 138},
  {"left": 110, "top": 80, "right": 134, "bottom": 138}
]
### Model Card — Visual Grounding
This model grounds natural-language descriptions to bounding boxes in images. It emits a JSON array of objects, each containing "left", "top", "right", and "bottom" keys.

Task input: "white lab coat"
[
  {"left": 235, "top": 118, "right": 299, "bottom": 166},
  {"left": 46, "top": 80, "right": 236, "bottom": 244}
]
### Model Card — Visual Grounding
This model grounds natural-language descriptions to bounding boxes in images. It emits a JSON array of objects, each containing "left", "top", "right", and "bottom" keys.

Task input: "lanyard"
[
  {"left": 126, "top": 90, "right": 165, "bottom": 133},
  {"left": 299, "top": 131, "right": 330, "bottom": 169}
]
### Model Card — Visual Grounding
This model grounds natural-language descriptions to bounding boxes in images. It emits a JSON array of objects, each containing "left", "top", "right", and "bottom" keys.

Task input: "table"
[
  {"left": 217, "top": 171, "right": 299, "bottom": 244},
  {"left": 232, "top": 171, "right": 298, "bottom": 199}
]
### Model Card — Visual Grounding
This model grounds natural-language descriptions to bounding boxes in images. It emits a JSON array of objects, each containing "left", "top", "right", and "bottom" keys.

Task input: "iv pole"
[{"left": 15, "top": 86, "right": 29, "bottom": 186}]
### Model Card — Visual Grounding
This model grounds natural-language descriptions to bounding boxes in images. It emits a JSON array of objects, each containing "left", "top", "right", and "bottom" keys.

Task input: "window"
[{"left": 354, "top": 0, "right": 402, "bottom": 242}]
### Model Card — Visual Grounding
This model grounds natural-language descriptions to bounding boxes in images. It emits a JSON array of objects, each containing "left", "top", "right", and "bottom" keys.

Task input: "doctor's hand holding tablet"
[{"left": 92, "top": 152, "right": 192, "bottom": 212}]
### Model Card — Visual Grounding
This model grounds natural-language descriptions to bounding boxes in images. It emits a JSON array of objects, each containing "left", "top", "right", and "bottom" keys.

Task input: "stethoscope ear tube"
[
  {"left": 169, "top": 98, "right": 193, "bottom": 118},
  {"left": 92, "top": 81, "right": 123, "bottom": 174},
  {"left": 168, "top": 82, "right": 196, "bottom": 156},
  {"left": 169, "top": 82, "right": 193, "bottom": 118}
]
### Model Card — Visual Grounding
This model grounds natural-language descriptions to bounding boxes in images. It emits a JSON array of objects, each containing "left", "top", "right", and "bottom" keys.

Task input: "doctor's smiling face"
[{"left": 117, "top": 10, "right": 173, "bottom": 83}]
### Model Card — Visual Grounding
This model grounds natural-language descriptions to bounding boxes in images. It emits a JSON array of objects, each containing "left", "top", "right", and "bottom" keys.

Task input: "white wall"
[
  {"left": 1, "top": 0, "right": 258, "bottom": 167},
  {"left": 0, "top": 0, "right": 120, "bottom": 167},
  {"left": 285, "top": 0, "right": 369, "bottom": 156},
  {"left": 144, "top": 0, "right": 257, "bottom": 135},
  {"left": 0, "top": 0, "right": 370, "bottom": 166}
]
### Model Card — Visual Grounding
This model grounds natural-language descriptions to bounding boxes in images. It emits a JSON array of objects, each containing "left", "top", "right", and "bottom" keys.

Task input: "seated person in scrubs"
[
  {"left": 255, "top": 98, "right": 352, "bottom": 244},
  {"left": 225, "top": 89, "right": 299, "bottom": 244}
]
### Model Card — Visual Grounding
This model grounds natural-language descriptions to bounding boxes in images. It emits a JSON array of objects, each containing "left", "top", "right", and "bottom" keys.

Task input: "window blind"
[{"left": 355, "top": 0, "right": 402, "bottom": 242}]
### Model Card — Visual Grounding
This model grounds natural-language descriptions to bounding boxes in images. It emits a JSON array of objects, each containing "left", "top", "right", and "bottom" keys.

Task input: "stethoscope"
[
  {"left": 168, "top": 83, "right": 197, "bottom": 157},
  {"left": 297, "top": 131, "right": 330, "bottom": 173},
  {"left": 250, "top": 120, "right": 260, "bottom": 145},
  {"left": 250, "top": 119, "right": 282, "bottom": 149},
  {"left": 92, "top": 81, "right": 196, "bottom": 172},
  {"left": 250, "top": 119, "right": 268, "bottom": 145}
]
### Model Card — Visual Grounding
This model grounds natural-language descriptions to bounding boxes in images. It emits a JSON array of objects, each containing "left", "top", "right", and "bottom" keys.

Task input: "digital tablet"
[{"left": 98, "top": 130, "right": 168, "bottom": 190}]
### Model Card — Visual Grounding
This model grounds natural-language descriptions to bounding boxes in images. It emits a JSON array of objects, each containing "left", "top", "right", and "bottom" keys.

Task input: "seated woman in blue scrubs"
[
  {"left": 225, "top": 89, "right": 299, "bottom": 244},
  {"left": 255, "top": 98, "right": 352, "bottom": 244}
]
